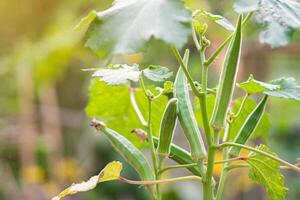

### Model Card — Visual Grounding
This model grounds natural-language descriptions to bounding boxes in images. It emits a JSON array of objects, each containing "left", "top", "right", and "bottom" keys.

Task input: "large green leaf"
[
  {"left": 86, "top": 79, "right": 167, "bottom": 148},
  {"left": 229, "top": 97, "right": 271, "bottom": 140},
  {"left": 234, "top": 0, "right": 300, "bottom": 47},
  {"left": 264, "top": 77, "right": 300, "bottom": 101},
  {"left": 82, "top": 0, "right": 192, "bottom": 57},
  {"left": 247, "top": 145, "right": 288, "bottom": 200}
]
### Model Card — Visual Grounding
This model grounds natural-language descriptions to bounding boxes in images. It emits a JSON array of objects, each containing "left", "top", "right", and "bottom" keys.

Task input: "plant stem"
[
  {"left": 119, "top": 175, "right": 202, "bottom": 185},
  {"left": 139, "top": 76, "right": 161, "bottom": 200},
  {"left": 159, "top": 156, "right": 249, "bottom": 174},
  {"left": 198, "top": 46, "right": 216, "bottom": 200},
  {"left": 205, "top": 12, "right": 254, "bottom": 66},
  {"left": 216, "top": 142, "right": 300, "bottom": 172}
]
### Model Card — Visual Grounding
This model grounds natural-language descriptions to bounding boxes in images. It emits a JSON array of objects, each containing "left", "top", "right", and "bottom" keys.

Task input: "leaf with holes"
[
  {"left": 83, "top": 0, "right": 192, "bottom": 58},
  {"left": 234, "top": 0, "right": 300, "bottom": 47},
  {"left": 247, "top": 145, "right": 288, "bottom": 200}
]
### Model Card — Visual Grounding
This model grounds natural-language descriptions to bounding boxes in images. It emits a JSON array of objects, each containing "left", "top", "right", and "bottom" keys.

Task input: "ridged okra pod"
[
  {"left": 90, "top": 120, "right": 155, "bottom": 197},
  {"left": 211, "top": 15, "right": 243, "bottom": 131},
  {"left": 157, "top": 98, "right": 178, "bottom": 159},
  {"left": 229, "top": 95, "right": 268, "bottom": 157},
  {"left": 174, "top": 49, "right": 207, "bottom": 161}
]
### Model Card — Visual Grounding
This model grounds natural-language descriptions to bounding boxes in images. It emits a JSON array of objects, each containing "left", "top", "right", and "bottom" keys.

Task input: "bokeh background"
[{"left": 0, "top": 0, "right": 299, "bottom": 199}]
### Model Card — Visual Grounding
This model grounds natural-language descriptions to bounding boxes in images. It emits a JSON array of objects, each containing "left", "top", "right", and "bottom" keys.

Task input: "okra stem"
[{"left": 139, "top": 76, "right": 161, "bottom": 200}]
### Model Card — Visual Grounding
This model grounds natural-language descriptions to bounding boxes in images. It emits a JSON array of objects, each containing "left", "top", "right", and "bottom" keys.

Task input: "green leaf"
[
  {"left": 74, "top": 10, "right": 97, "bottom": 31},
  {"left": 143, "top": 65, "right": 173, "bottom": 82},
  {"left": 264, "top": 77, "right": 300, "bottom": 100},
  {"left": 234, "top": 0, "right": 300, "bottom": 47},
  {"left": 92, "top": 64, "right": 140, "bottom": 85},
  {"left": 229, "top": 98, "right": 271, "bottom": 140},
  {"left": 194, "top": 10, "right": 235, "bottom": 31},
  {"left": 84, "top": 0, "right": 192, "bottom": 58},
  {"left": 238, "top": 75, "right": 280, "bottom": 94},
  {"left": 86, "top": 79, "right": 167, "bottom": 148},
  {"left": 247, "top": 145, "right": 288, "bottom": 200}
]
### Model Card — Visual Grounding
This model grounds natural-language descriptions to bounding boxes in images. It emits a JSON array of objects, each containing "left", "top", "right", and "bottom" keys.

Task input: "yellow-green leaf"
[{"left": 52, "top": 161, "right": 123, "bottom": 200}]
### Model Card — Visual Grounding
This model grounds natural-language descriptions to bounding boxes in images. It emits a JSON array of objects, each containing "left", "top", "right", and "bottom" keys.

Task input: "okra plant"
[{"left": 53, "top": 0, "right": 300, "bottom": 200}]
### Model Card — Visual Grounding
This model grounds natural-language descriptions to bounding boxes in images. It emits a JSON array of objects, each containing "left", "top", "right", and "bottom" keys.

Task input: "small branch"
[
  {"left": 119, "top": 175, "right": 202, "bottom": 185},
  {"left": 192, "top": 22, "right": 201, "bottom": 51},
  {"left": 216, "top": 142, "right": 300, "bottom": 172},
  {"left": 159, "top": 164, "right": 198, "bottom": 175},
  {"left": 232, "top": 93, "right": 249, "bottom": 119},
  {"left": 159, "top": 157, "right": 248, "bottom": 175},
  {"left": 228, "top": 162, "right": 300, "bottom": 171},
  {"left": 130, "top": 88, "right": 147, "bottom": 126},
  {"left": 205, "top": 12, "right": 254, "bottom": 66}
]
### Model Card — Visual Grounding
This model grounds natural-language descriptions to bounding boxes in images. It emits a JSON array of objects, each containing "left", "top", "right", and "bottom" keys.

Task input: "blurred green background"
[{"left": 0, "top": 0, "right": 299, "bottom": 199}]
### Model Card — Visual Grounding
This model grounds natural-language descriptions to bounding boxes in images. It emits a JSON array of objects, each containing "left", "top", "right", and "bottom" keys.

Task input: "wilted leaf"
[
  {"left": 247, "top": 145, "right": 288, "bottom": 200},
  {"left": 194, "top": 10, "right": 235, "bottom": 31},
  {"left": 143, "top": 65, "right": 173, "bottom": 82},
  {"left": 52, "top": 161, "right": 123, "bottom": 200},
  {"left": 92, "top": 64, "right": 140, "bottom": 85},
  {"left": 84, "top": 0, "right": 192, "bottom": 57},
  {"left": 86, "top": 79, "right": 167, "bottom": 148},
  {"left": 234, "top": 0, "right": 300, "bottom": 47},
  {"left": 238, "top": 75, "right": 280, "bottom": 94},
  {"left": 229, "top": 97, "right": 271, "bottom": 140},
  {"left": 264, "top": 77, "right": 300, "bottom": 100}
]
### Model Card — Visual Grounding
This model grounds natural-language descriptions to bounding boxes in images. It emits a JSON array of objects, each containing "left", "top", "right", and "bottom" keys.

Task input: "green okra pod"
[
  {"left": 211, "top": 15, "right": 243, "bottom": 131},
  {"left": 90, "top": 119, "right": 155, "bottom": 196},
  {"left": 229, "top": 95, "right": 268, "bottom": 157},
  {"left": 157, "top": 98, "right": 178, "bottom": 158},
  {"left": 174, "top": 49, "right": 207, "bottom": 161}
]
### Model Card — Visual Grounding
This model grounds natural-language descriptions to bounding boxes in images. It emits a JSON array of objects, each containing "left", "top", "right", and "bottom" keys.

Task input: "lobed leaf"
[
  {"left": 52, "top": 161, "right": 122, "bottom": 200},
  {"left": 247, "top": 145, "right": 288, "bottom": 200},
  {"left": 143, "top": 65, "right": 173, "bottom": 82},
  {"left": 234, "top": 0, "right": 300, "bottom": 47},
  {"left": 92, "top": 64, "right": 140, "bottom": 85},
  {"left": 83, "top": 0, "right": 192, "bottom": 57},
  {"left": 264, "top": 77, "right": 300, "bottom": 100}
]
